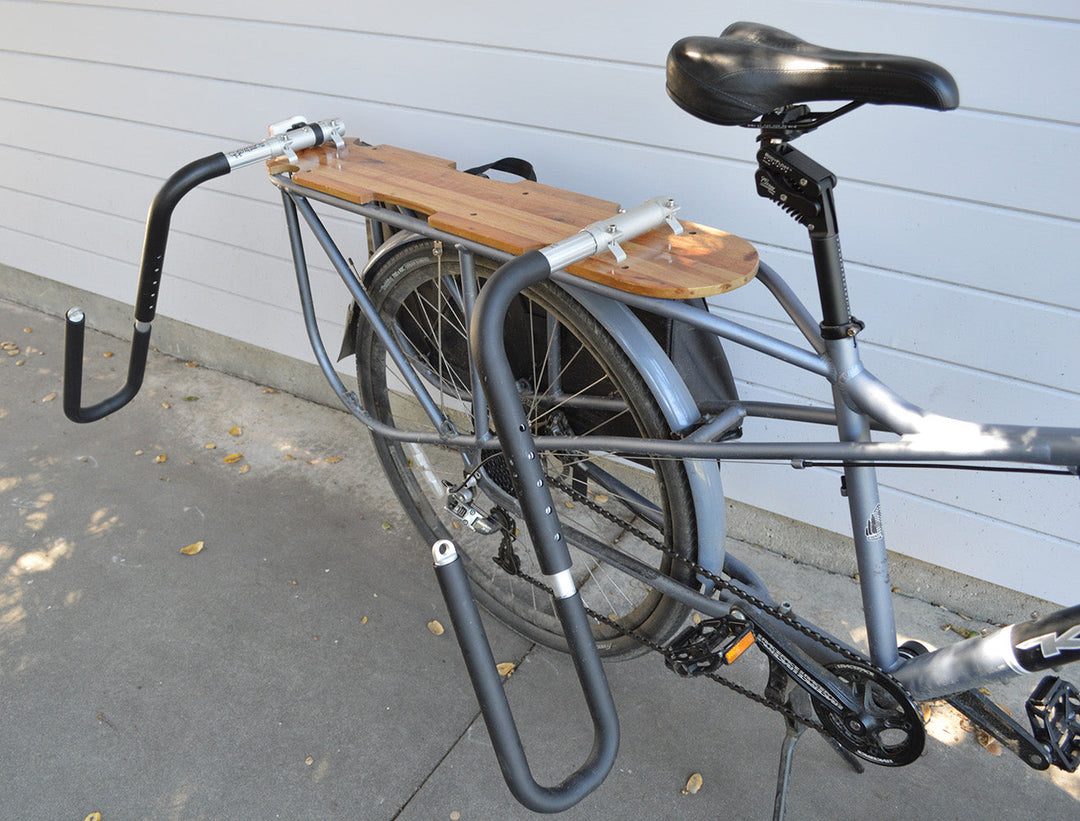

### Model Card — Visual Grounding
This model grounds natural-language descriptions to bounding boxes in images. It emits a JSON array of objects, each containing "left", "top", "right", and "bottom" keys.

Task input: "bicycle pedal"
[
  {"left": 1026, "top": 676, "right": 1080, "bottom": 772},
  {"left": 665, "top": 617, "right": 755, "bottom": 677}
]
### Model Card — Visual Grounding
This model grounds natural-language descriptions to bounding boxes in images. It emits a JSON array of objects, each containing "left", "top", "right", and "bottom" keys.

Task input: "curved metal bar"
[
  {"left": 754, "top": 260, "right": 827, "bottom": 355},
  {"left": 551, "top": 270, "right": 831, "bottom": 378},
  {"left": 63, "top": 153, "right": 232, "bottom": 423},
  {"left": 433, "top": 541, "right": 620, "bottom": 814},
  {"left": 462, "top": 249, "right": 619, "bottom": 812},
  {"left": 63, "top": 122, "right": 345, "bottom": 425}
]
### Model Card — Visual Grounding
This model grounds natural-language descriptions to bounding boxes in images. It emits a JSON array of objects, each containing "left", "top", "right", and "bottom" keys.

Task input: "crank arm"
[
  {"left": 745, "top": 614, "right": 862, "bottom": 717},
  {"left": 946, "top": 688, "right": 1051, "bottom": 770}
]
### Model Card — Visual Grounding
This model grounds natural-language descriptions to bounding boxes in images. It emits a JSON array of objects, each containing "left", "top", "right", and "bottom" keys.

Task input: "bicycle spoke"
[{"left": 360, "top": 248, "right": 694, "bottom": 655}]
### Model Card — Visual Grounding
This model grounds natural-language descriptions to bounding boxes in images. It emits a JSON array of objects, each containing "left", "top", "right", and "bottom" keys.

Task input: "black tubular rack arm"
[
  {"left": 62, "top": 117, "right": 346, "bottom": 423},
  {"left": 432, "top": 199, "right": 683, "bottom": 813}
]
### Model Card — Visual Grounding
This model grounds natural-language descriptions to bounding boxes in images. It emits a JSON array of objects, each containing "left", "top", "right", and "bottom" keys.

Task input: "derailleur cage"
[{"left": 488, "top": 507, "right": 521, "bottom": 576}]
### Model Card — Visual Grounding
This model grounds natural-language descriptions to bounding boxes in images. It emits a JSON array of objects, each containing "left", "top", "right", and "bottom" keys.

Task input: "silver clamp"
[
  {"left": 540, "top": 196, "right": 683, "bottom": 272},
  {"left": 224, "top": 116, "right": 347, "bottom": 169}
]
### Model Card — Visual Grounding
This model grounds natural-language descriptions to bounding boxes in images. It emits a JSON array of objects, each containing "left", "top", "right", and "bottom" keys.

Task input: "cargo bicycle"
[{"left": 62, "top": 22, "right": 1080, "bottom": 819}]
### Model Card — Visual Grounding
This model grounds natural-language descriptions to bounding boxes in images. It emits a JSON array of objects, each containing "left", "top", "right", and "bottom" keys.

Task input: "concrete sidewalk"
[{"left": 2, "top": 296, "right": 1078, "bottom": 820}]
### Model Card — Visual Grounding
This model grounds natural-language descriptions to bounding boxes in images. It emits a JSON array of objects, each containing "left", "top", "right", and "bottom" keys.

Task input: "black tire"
[{"left": 356, "top": 239, "right": 697, "bottom": 657}]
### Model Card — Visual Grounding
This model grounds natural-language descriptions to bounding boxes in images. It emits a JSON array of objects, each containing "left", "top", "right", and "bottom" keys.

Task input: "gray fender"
[
  {"left": 338, "top": 231, "right": 430, "bottom": 360},
  {"left": 340, "top": 241, "right": 727, "bottom": 580},
  {"left": 561, "top": 282, "right": 726, "bottom": 583}
]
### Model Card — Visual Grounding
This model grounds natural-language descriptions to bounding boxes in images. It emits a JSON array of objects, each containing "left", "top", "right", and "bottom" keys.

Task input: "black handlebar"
[
  {"left": 63, "top": 309, "right": 152, "bottom": 423},
  {"left": 63, "top": 152, "right": 232, "bottom": 423},
  {"left": 61, "top": 117, "right": 346, "bottom": 424},
  {"left": 135, "top": 153, "right": 233, "bottom": 324}
]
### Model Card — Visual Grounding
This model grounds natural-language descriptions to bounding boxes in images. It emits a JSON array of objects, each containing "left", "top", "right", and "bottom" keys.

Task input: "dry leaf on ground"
[
  {"left": 223, "top": 453, "right": 243, "bottom": 464},
  {"left": 180, "top": 541, "right": 204, "bottom": 555},
  {"left": 497, "top": 662, "right": 516, "bottom": 677},
  {"left": 682, "top": 772, "right": 703, "bottom": 795},
  {"left": 42, "top": 392, "right": 57, "bottom": 402},
  {"left": 427, "top": 620, "right": 445, "bottom": 636},
  {"left": 229, "top": 426, "right": 242, "bottom": 436},
  {"left": 154, "top": 454, "right": 167, "bottom": 463},
  {"left": 976, "top": 729, "right": 1004, "bottom": 755}
]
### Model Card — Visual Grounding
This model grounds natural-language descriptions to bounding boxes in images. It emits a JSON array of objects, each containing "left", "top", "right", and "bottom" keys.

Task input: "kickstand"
[
  {"left": 772, "top": 681, "right": 865, "bottom": 821},
  {"left": 773, "top": 710, "right": 805, "bottom": 821}
]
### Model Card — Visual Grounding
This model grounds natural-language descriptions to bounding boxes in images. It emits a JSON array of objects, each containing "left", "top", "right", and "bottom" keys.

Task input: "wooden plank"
[{"left": 282, "top": 141, "right": 759, "bottom": 299}]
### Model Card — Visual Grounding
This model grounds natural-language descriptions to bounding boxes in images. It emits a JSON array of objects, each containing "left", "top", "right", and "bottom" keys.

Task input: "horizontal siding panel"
[
  {"left": 721, "top": 403, "right": 1080, "bottom": 541},
  {"left": 718, "top": 303, "right": 1080, "bottom": 426},
  {"left": 0, "top": 194, "right": 352, "bottom": 333},
  {"left": 4, "top": 1, "right": 1078, "bottom": 599},
  {"left": 2, "top": 10, "right": 1078, "bottom": 216},
  {"left": 880, "top": 1, "right": 1080, "bottom": 19},
  {"left": 715, "top": 256, "right": 1080, "bottom": 392},
  {"left": 21, "top": 0, "right": 1080, "bottom": 119},
  {"left": 0, "top": 142, "right": 365, "bottom": 275},
  {"left": 720, "top": 332, "right": 1080, "bottom": 431},
  {"left": 0, "top": 227, "right": 348, "bottom": 369},
  {"left": 722, "top": 455, "right": 1080, "bottom": 605}
]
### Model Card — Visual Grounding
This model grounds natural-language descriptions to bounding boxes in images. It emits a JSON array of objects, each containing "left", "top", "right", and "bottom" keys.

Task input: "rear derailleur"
[{"left": 444, "top": 479, "right": 519, "bottom": 575}]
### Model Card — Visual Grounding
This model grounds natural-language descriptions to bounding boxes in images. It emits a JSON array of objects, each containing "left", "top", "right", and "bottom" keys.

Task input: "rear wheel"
[{"left": 356, "top": 240, "right": 698, "bottom": 657}]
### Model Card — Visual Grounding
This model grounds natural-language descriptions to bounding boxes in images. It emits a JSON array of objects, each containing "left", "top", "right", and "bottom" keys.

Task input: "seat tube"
[{"left": 828, "top": 336, "right": 900, "bottom": 672}]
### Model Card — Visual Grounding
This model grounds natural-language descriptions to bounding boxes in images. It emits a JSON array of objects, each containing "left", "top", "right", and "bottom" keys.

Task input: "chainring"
[{"left": 812, "top": 660, "right": 926, "bottom": 766}]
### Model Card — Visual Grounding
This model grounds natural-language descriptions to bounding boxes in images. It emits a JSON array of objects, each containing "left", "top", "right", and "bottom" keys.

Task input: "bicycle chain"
[{"left": 510, "top": 470, "right": 921, "bottom": 737}]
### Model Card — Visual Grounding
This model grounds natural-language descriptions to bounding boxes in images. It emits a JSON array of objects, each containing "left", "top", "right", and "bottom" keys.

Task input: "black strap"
[{"left": 464, "top": 156, "right": 537, "bottom": 182}]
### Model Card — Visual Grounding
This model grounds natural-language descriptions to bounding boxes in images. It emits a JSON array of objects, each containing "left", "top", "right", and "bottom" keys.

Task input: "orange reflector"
[{"left": 724, "top": 630, "right": 756, "bottom": 664}]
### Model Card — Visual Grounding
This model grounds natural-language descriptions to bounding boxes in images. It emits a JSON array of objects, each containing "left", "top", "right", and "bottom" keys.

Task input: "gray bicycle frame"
[{"left": 271, "top": 173, "right": 1080, "bottom": 704}]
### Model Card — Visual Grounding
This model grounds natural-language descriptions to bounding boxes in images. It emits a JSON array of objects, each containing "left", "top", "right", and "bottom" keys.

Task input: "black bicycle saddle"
[{"left": 667, "top": 22, "right": 959, "bottom": 126}]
